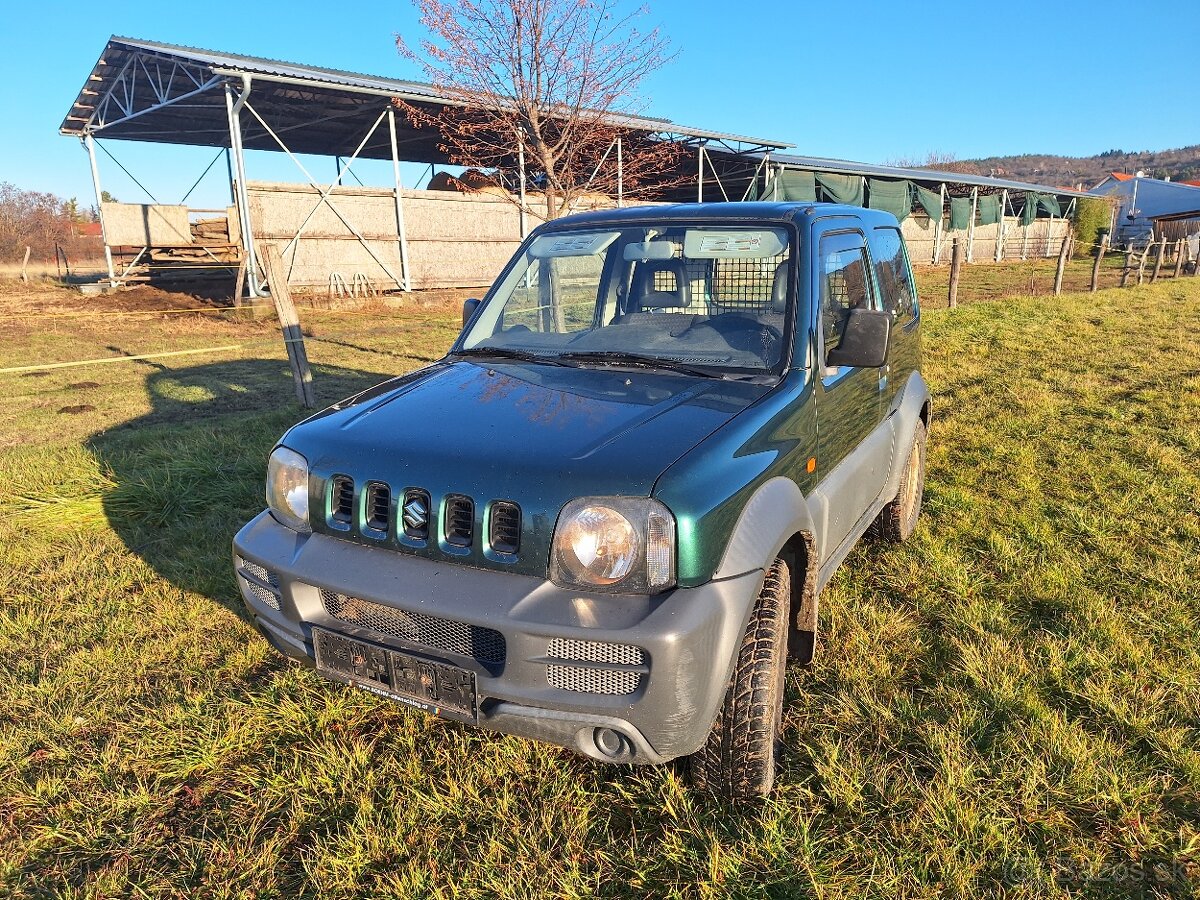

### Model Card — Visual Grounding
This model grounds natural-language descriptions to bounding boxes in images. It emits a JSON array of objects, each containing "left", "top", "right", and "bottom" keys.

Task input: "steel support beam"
[
  {"left": 996, "top": 189, "right": 1008, "bottom": 261},
  {"left": 82, "top": 133, "right": 118, "bottom": 287},
  {"left": 224, "top": 79, "right": 259, "bottom": 297},
  {"left": 966, "top": 186, "right": 978, "bottom": 263},
  {"left": 387, "top": 106, "right": 412, "bottom": 292},
  {"left": 933, "top": 184, "right": 946, "bottom": 264}
]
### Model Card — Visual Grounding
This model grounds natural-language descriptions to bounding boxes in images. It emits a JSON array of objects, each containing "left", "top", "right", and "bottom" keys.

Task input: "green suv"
[{"left": 234, "top": 201, "right": 930, "bottom": 799}]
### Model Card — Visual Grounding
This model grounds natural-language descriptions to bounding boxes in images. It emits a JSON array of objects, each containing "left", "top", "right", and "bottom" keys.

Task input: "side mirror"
[
  {"left": 826, "top": 308, "right": 891, "bottom": 369},
  {"left": 462, "top": 297, "right": 481, "bottom": 328}
]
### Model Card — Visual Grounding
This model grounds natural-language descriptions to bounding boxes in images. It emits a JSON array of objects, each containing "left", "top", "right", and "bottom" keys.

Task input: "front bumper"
[{"left": 233, "top": 511, "right": 762, "bottom": 764}]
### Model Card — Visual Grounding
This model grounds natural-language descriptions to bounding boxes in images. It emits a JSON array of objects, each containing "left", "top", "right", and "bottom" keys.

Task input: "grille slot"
[
  {"left": 364, "top": 482, "right": 391, "bottom": 533},
  {"left": 545, "top": 639, "right": 646, "bottom": 695},
  {"left": 489, "top": 501, "right": 521, "bottom": 554},
  {"left": 330, "top": 475, "right": 354, "bottom": 525},
  {"left": 320, "top": 589, "right": 505, "bottom": 666},
  {"left": 444, "top": 495, "right": 475, "bottom": 547},
  {"left": 402, "top": 488, "right": 431, "bottom": 539},
  {"left": 547, "top": 665, "right": 641, "bottom": 695}
]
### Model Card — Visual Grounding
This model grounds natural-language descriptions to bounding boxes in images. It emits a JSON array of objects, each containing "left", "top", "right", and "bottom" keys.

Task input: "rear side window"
[
  {"left": 872, "top": 227, "right": 917, "bottom": 325},
  {"left": 818, "top": 231, "right": 875, "bottom": 362}
]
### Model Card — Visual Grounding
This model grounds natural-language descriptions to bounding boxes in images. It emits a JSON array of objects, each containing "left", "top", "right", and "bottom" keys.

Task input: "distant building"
[{"left": 1090, "top": 173, "right": 1200, "bottom": 245}]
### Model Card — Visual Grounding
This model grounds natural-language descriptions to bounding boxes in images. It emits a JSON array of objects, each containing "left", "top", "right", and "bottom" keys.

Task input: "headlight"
[
  {"left": 266, "top": 446, "right": 311, "bottom": 533},
  {"left": 551, "top": 497, "right": 675, "bottom": 594}
]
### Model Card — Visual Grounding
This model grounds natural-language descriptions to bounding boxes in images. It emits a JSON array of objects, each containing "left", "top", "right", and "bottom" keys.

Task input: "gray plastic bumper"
[{"left": 233, "top": 511, "right": 763, "bottom": 763}]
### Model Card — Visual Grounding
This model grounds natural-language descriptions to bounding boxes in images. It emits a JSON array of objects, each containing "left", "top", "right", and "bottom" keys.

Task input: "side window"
[
  {"left": 871, "top": 227, "right": 917, "bottom": 325},
  {"left": 819, "top": 232, "right": 874, "bottom": 364}
]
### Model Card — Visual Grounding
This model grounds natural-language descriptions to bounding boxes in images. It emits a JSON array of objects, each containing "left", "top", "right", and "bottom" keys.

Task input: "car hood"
[{"left": 284, "top": 360, "right": 772, "bottom": 575}]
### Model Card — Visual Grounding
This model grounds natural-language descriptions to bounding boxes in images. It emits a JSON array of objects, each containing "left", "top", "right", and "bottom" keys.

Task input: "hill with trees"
[{"left": 963, "top": 145, "right": 1200, "bottom": 189}]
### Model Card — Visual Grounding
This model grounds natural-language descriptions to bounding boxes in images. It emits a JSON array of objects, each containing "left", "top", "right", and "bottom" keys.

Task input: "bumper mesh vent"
[
  {"left": 237, "top": 556, "right": 281, "bottom": 611},
  {"left": 320, "top": 589, "right": 505, "bottom": 666},
  {"left": 547, "top": 638, "right": 645, "bottom": 666},
  {"left": 546, "top": 639, "right": 646, "bottom": 695},
  {"left": 547, "top": 664, "right": 641, "bottom": 695}
]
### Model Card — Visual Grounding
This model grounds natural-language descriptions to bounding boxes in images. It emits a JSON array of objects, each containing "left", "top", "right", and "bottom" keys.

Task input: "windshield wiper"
[
  {"left": 555, "top": 350, "right": 725, "bottom": 378},
  {"left": 452, "top": 346, "right": 572, "bottom": 366}
]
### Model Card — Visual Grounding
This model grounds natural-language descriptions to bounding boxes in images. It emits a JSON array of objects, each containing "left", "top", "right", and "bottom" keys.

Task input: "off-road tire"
[
  {"left": 875, "top": 419, "right": 927, "bottom": 543},
  {"left": 688, "top": 558, "right": 790, "bottom": 801}
]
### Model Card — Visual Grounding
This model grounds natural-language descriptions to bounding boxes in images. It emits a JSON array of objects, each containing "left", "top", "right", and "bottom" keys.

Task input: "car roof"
[{"left": 538, "top": 201, "right": 900, "bottom": 230}]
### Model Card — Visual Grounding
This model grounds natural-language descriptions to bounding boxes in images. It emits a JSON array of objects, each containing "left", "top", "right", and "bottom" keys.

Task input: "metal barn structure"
[
  {"left": 62, "top": 36, "right": 1093, "bottom": 295},
  {"left": 60, "top": 36, "right": 789, "bottom": 294}
]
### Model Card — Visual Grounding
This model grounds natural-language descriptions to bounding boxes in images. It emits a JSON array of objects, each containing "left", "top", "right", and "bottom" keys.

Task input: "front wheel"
[{"left": 687, "top": 558, "right": 790, "bottom": 800}]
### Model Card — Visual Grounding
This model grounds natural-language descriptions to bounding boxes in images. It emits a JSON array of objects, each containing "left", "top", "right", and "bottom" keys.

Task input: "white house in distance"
[{"left": 1090, "top": 172, "right": 1200, "bottom": 246}]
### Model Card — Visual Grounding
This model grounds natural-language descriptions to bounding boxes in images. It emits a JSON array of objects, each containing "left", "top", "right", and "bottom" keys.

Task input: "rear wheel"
[
  {"left": 875, "top": 419, "right": 927, "bottom": 543},
  {"left": 688, "top": 558, "right": 790, "bottom": 800}
]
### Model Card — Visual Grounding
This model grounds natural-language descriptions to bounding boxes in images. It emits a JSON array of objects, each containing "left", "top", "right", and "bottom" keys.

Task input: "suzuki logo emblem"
[{"left": 403, "top": 496, "right": 428, "bottom": 531}]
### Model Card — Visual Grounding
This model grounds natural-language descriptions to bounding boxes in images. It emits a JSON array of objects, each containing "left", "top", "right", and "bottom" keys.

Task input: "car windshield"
[{"left": 458, "top": 224, "right": 795, "bottom": 375}]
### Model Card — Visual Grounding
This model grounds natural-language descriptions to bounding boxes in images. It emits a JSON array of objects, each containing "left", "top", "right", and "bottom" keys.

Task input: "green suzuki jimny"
[{"left": 234, "top": 201, "right": 930, "bottom": 799}]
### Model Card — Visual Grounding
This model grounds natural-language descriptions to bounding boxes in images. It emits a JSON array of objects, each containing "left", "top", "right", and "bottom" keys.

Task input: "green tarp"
[
  {"left": 978, "top": 194, "right": 1001, "bottom": 226},
  {"left": 816, "top": 172, "right": 864, "bottom": 207},
  {"left": 773, "top": 169, "right": 816, "bottom": 201},
  {"left": 1020, "top": 192, "right": 1063, "bottom": 225},
  {"left": 1020, "top": 193, "right": 1038, "bottom": 225},
  {"left": 868, "top": 178, "right": 910, "bottom": 221},
  {"left": 916, "top": 185, "right": 943, "bottom": 221},
  {"left": 949, "top": 196, "right": 972, "bottom": 230}
]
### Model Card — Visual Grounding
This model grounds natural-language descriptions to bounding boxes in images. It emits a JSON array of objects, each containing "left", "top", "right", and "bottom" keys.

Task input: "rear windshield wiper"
[
  {"left": 555, "top": 350, "right": 726, "bottom": 378},
  {"left": 451, "top": 346, "right": 572, "bottom": 366}
]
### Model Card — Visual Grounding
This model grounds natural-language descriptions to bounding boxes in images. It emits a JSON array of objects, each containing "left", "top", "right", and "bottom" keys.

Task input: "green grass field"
[{"left": 1, "top": 265, "right": 1198, "bottom": 898}]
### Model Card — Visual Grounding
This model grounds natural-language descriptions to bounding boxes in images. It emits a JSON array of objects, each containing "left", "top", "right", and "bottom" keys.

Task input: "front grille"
[
  {"left": 545, "top": 639, "right": 646, "bottom": 695},
  {"left": 402, "top": 488, "right": 430, "bottom": 539},
  {"left": 320, "top": 589, "right": 505, "bottom": 666},
  {"left": 489, "top": 501, "right": 521, "bottom": 554},
  {"left": 364, "top": 482, "right": 391, "bottom": 532},
  {"left": 547, "top": 638, "right": 645, "bottom": 666},
  {"left": 330, "top": 475, "right": 354, "bottom": 525},
  {"left": 547, "top": 665, "right": 641, "bottom": 695},
  {"left": 444, "top": 495, "right": 474, "bottom": 547}
]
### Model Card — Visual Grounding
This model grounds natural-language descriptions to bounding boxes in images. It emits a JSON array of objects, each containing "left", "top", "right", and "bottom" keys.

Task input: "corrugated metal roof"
[
  {"left": 765, "top": 152, "right": 1095, "bottom": 199},
  {"left": 63, "top": 36, "right": 791, "bottom": 150}
]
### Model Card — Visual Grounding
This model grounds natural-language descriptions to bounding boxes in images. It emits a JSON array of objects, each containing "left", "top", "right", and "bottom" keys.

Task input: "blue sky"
[{"left": 1, "top": 0, "right": 1195, "bottom": 208}]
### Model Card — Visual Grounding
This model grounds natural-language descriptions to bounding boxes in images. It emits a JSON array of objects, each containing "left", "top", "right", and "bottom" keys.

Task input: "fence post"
[
  {"left": 1053, "top": 235, "right": 1070, "bottom": 295},
  {"left": 20, "top": 246, "right": 31, "bottom": 283},
  {"left": 1151, "top": 234, "right": 1167, "bottom": 282},
  {"left": 1137, "top": 246, "right": 1149, "bottom": 285},
  {"left": 1120, "top": 249, "right": 1133, "bottom": 287},
  {"left": 1173, "top": 239, "right": 1185, "bottom": 278},
  {"left": 261, "top": 244, "right": 315, "bottom": 409},
  {"left": 948, "top": 237, "right": 962, "bottom": 308},
  {"left": 1091, "top": 234, "right": 1108, "bottom": 292}
]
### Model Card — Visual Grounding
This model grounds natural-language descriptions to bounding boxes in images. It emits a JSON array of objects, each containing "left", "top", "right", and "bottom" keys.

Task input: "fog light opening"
[{"left": 594, "top": 727, "right": 631, "bottom": 759}]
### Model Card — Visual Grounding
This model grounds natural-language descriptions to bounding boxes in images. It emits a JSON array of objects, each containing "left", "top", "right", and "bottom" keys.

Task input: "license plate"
[{"left": 313, "top": 627, "right": 477, "bottom": 723}]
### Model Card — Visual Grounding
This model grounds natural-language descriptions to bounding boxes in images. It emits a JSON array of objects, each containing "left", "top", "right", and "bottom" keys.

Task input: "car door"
[{"left": 807, "top": 226, "right": 895, "bottom": 558}]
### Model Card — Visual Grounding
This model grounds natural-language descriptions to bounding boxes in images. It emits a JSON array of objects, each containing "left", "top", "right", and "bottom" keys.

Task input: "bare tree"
[
  {"left": 396, "top": 0, "right": 683, "bottom": 218},
  {"left": 0, "top": 183, "right": 74, "bottom": 262},
  {"left": 885, "top": 152, "right": 982, "bottom": 176}
]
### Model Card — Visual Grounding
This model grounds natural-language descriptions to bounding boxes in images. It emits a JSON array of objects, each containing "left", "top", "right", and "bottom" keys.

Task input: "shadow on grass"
[{"left": 86, "top": 356, "right": 394, "bottom": 617}]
